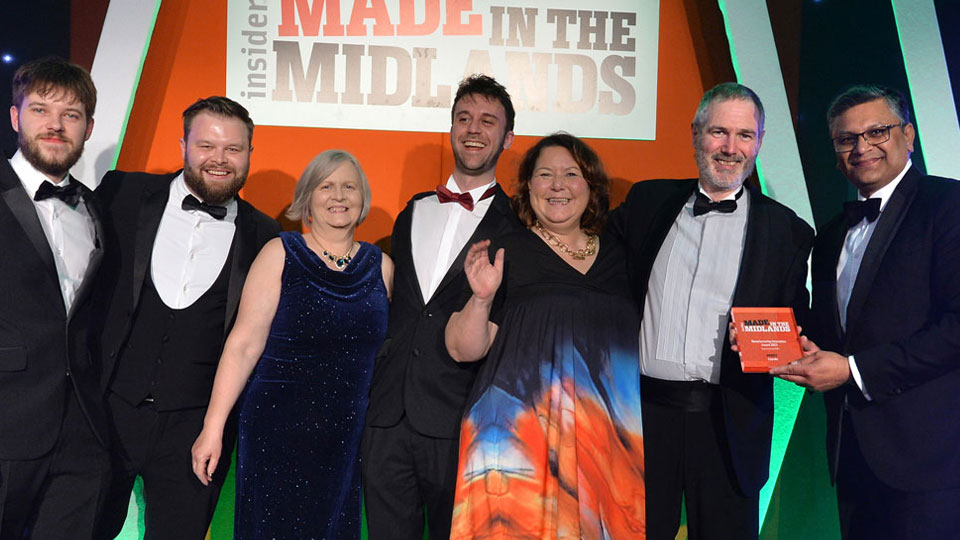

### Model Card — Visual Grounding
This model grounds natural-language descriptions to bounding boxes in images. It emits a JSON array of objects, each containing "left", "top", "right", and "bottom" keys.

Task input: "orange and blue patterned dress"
[{"left": 452, "top": 229, "right": 645, "bottom": 539}]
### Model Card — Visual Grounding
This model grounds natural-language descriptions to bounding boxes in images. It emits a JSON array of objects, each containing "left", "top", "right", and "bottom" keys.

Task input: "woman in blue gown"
[{"left": 191, "top": 150, "right": 391, "bottom": 539}]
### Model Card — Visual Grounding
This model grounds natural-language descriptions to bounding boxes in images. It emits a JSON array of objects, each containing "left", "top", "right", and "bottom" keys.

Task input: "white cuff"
[{"left": 848, "top": 355, "right": 872, "bottom": 401}]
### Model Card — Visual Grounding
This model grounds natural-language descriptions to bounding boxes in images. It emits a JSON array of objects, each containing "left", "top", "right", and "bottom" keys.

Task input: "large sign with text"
[{"left": 227, "top": 0, "right": 659, "bottom": 139}]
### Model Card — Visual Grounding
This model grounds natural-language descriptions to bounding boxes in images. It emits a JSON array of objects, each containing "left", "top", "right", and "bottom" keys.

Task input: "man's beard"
[
  {"left": 452, "top": 137, "right": 506, "bottom": 178},
  {"left": 20, "top": 131, "right": 84, "bottom": 179},
  {"left": 183, "top": 162, "right": 247, "bottom": 205},
  {"left": 695, "top": 146, "right": 756, "bottom": 193}
]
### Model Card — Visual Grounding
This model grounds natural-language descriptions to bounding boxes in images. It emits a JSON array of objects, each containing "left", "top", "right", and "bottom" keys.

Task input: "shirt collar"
[
  {"left": 444, "top": 175, "right": 497, "bottom": 200},
  {"left": 697, "top": 182, "right": 744, "bottom": 202},
  {"left": 859, "top": 159, "right": 911, "bottom": 213},
  {"left": 9, "top": 150, "right": 72, "bottom": 199},
  {"left": 171, "top": 172, "right": 239, "bottom": 223}
]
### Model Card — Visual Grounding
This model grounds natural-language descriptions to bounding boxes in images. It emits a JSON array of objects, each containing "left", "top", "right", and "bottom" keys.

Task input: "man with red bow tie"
[{"left": 362, "top": 74, "right": 522, "bottom": 539}]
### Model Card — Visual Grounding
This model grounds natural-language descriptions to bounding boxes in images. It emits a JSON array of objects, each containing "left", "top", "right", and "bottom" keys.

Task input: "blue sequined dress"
[{"left": 235, "top": 231, "right": 388, "bottom": 539}]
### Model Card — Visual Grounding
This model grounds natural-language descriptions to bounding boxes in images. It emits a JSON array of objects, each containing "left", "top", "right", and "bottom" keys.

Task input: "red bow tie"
[{"left": 435, "top": 184, "right": 497, "bottom": 212}]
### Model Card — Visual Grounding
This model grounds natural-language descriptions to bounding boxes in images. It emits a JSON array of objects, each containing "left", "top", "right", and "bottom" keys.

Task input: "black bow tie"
[
  {"left": 182, "top": 194, "right": 227, "bottom": 220},
  {"left": 843, "top": 198, "right": 881, "bottom": 228},
  {"left": 34, "top": 180, "right": 81, "bottom": 207},
  {"left": 693, "top": 189, "right": 742, "bottom": 216}
]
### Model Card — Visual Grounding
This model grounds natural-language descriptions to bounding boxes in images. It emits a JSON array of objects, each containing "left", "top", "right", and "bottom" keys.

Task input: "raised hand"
[{"left": 464, "top": 240, "right": 504, "bottom": 301}]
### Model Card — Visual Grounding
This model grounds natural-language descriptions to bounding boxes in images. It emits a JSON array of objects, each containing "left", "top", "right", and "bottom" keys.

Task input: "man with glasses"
[{"left": 772, "top": 85, "right": 960, "bottom": 538}]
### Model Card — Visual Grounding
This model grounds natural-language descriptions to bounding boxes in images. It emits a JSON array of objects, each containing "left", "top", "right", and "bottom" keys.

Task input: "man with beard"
[
  {"left": 0, "top": 56, "right": 109, "bottom": 539},
  {"left": 93, "top": 97, "right": 280, "bottom": 540},
  {"left": 362, "top": 74, "right": 522, "bottom": 539},
  {"left": 609, "top": 83, "right": 814, "bottom": 539}
]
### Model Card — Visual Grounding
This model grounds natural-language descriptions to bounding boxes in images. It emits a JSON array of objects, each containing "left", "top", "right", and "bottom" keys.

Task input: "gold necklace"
[
  {"left": 534, "top": 220, "right": 597, "bottom": 260},
  {"left": 315, "top": 239, "right": 357, "bottom": 269}
]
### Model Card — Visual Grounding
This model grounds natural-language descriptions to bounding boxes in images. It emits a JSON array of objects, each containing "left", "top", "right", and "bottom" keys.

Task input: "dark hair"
[
  {"left": 12, "top": 56, "right": 96, "bottom": 118},
  {"left": 451, "top": 74, "right": 515, "bottom": 133},
  {"left": 513, "top": 132, "right": 610, "bottom": 235},
  {"left": 826, "top": 85, "right": 910, "bottom": 130},
  {"left": 692, "top": 82, "right": 765, "bottom": 133},
  {"left": 183, "top": 96, "right": 255, "bottom": 146}
]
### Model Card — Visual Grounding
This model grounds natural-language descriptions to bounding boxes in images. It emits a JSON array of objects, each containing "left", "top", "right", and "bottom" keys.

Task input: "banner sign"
[{"left": 227, "top": 0, "right": 659, "bottom": 139}]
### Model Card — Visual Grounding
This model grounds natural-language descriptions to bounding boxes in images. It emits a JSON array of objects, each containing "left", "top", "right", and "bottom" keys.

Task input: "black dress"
[{"left": 235, "top": 232, "right": 389, "bottom": 539}]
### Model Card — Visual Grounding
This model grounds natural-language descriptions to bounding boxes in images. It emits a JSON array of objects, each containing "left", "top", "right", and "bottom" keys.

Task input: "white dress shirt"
[
  {"left": 151, "top": 174, "right": 237, "bottom": 309},
  {"left": 411, "top": 176, "right": 497, "bottom": 303},
  {"left": 10, "top": 150, "right": 95, "bottom": 313},
  {"left": 837, "top": 159, "right": 911, "bottom": 399},
  {"left": 641, "top": 187, "right": 750, "bottom": 383}
]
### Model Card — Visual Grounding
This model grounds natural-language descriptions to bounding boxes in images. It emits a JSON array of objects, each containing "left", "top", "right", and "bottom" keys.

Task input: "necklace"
[
  {"left": 316, "top": 239, "right": 357, "bottom": 269},
  {"left": 534, "top": 220, "right": 597, "bottom": 260}
]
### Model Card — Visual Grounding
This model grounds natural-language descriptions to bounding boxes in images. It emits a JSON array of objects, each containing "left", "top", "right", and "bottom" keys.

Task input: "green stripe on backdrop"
[{"left": 715, "top": 0, "right": 813, "bottom": 529}]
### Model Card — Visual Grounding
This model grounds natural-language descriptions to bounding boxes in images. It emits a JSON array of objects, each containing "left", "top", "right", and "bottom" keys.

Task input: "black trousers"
[
  {"left": 0, "top": 388, "right": 110, "bottom": 540},
  {"left": 361, "top": 416, "right": 459, "bottom": 540},
  {"left": 95, "top": 392, "right": 232, "bottom": 540},
  {"left": 837, "top": 415, "right": 960, "bottom": 540},
  {"left": 642, "top": 377, "right": 758, "bottom": 540}
]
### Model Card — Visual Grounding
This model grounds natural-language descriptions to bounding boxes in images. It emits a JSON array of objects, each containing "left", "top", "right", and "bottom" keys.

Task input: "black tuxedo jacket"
[
  {"left": 365, "top": 187, "right": 522, "bottom": 438},
  {"left": 610, "top": 179, "right": 814, "bottom": 496},
  {"left": 93, "top": 170, "right": 280, "bottom": 401},
  {"left": 0, "top": 158, "right": 108, "bottom": 459},
  {"left": 812, "top": 166, "right": 960, "bottom": 492}
]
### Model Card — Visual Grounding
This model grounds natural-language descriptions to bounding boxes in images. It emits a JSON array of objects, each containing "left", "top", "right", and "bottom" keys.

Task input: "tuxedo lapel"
[
  {"left": 432, "top": 187, "right": 511, "bottom": 299},
  {"left": 394, "top": 195, "right": 427, "bottom": 307},
  {"left": 644, "top": 180, "right": 697, "bottom": 262},
  {"left": 68, "top": 182, "right": 104, "bottom": 320},
  {"left": 633, "top": 181, "right": 697, "bottom": 295},
  {"left": 0, "top": 161, "right": 58, "bottom": 278},
  {"left": 224, "top": 202, "right": 257, "bottom": 336},
  {"left": 844, "top": 168, "right": 920, "bottom": 343},
  {"left": 731, "top": 188, "right": 770, "bottom": 307},
  {"left": 131, "top": 177, "right": 172, "bottom": 308},
  {"left": 815, "top": 217, "right": 847, "bottom": 345}
]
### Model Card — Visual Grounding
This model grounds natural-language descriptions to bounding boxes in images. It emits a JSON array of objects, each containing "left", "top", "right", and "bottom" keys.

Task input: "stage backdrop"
[
  {"left": 226, "top": 0, "right": 659, "bottom": 140},
  {"left": 85, "top": 1, "right": 849, "bottom": 539},
  {"left": 111, "top": 0, "right": 712, "bottom": 251}
]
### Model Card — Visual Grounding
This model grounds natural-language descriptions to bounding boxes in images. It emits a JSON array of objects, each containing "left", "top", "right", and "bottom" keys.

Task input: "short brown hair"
[
  {"left": 451, "top": 75, "right": 515, "bottom": 133},
  {"left": 183, "top": 96, "right": 255, "bottom": 146},
  {"left": 513, "top": 133, "right": 610, "bottom": 236},
  {"left": 12, "top": 56, "right": 96, "bottom": 118}
]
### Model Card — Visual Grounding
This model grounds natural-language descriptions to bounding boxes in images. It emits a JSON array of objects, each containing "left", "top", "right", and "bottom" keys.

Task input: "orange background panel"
[{"left": 117, "top": 1, "right": 713, "bottom": 244}]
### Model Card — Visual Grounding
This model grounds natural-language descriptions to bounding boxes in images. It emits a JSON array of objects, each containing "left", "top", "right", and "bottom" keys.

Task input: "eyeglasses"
[{"left": 832, "top": 124, "right": 903, "bottom": 153}]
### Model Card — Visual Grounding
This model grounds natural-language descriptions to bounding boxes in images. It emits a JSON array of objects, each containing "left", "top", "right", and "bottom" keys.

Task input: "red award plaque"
[{"left": 730, "top": 307, "right": 804, "bottom": 373}]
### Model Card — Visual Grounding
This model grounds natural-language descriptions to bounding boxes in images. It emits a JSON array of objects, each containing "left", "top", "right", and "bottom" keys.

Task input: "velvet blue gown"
[{"left": 235, "top": 231, "right": 388, "bottom": 539}]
